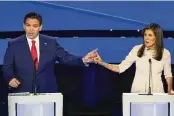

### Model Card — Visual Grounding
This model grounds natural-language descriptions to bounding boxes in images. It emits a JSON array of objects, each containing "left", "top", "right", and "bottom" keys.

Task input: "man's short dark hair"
[{"left": 24, "top": 12, "right": 42, "bottom": 25}]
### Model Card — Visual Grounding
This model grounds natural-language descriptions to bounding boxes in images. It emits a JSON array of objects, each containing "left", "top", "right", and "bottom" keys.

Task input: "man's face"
[{"left": 24, "top": 18, "right": 42, "bottom": 39}]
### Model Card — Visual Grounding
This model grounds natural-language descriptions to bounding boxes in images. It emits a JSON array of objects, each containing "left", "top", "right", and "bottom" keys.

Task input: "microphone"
[
  {"left": 32, "top": 58, "right": 37, "bottom": 95},
  {"left": 147, "top": 59, "right": 153, "bottom": 95}
]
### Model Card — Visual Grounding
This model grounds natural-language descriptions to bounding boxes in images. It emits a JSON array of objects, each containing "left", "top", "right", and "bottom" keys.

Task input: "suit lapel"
[
  {"left": 37, "top": 35, "right": 48, "bottom": 74},
  {"left": 20, "top": 35, "right": 34, "bottom": 69}
]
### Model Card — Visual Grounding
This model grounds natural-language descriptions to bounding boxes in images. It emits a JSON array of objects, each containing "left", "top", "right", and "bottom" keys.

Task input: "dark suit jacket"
[{"left": 2, "top": 34, "right": 84, "bottom": 93}]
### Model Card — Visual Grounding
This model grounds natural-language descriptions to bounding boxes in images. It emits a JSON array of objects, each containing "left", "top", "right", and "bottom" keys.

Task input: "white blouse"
[{"left": 118, "top": 44, "right": 173, "bottom": 93}]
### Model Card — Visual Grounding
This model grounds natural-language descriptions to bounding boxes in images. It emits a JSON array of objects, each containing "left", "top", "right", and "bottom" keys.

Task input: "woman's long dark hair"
[{"left": 137, "top": 23, "right": 164, "bottom": 61}]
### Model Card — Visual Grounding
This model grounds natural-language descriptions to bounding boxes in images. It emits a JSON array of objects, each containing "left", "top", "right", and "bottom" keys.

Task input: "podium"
[
  {"left": 8, "top": 93, "right": 63, "bottom": 116},
  {"left": 123, "top": 93, "right": 174, "bottom": 116}
]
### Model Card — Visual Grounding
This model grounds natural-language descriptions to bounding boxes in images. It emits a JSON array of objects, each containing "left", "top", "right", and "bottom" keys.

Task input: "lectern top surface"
[
  {"left": 123, "top": 93, "right": 169, "bottom": 96},
  {"left": 8, "top": 92, "right": 62, "bottom": 96}
]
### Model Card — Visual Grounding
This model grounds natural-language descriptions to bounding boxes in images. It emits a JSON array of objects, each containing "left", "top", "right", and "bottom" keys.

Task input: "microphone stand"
[
  {"left": 147, "top": 59, "right": 153, "bottom": 95},
  {"left": 32, "top": 58, "right": 37, "bottom": 95},
  {"left": 139, "top": 59, "right": 153, "bottom": 95}
]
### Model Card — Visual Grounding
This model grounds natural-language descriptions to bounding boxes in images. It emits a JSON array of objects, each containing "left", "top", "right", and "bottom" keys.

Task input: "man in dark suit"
[{"left": 2, "top": 12, "right": 97, "bottom": 93}]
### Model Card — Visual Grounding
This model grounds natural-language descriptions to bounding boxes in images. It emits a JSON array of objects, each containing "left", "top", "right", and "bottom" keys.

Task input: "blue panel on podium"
[
  {"left": 130, "top": 102, "right": 169, "bottom": 116},
  {"left": 16, "top": 102, "right": 56, "bottom": 116}
]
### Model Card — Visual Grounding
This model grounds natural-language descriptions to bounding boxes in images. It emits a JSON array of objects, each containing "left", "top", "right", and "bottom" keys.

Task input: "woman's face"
[{"left": 144, "top": 29, "right": 156, "bottom": 49}]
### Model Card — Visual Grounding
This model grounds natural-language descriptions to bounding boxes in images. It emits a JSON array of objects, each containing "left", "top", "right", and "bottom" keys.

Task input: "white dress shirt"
[
  {"left": 26, "top": 35, "right": 40, "bottom": 62},
  {"left": 118, "top": 44, "right": 173, "bottom": 93}
]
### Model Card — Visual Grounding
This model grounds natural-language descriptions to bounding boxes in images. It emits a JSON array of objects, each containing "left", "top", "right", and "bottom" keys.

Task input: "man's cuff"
[
  {"left": 82, "top": 57, "right": 90, "bottom": 67},
  {"left": 84, "top": 63, "right": 89, "bottom": 67}
]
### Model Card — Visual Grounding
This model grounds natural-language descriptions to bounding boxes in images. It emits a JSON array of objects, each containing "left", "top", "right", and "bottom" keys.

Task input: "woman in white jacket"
[{"left": 94, "top": 23, "right": 173, "bottom": 94}]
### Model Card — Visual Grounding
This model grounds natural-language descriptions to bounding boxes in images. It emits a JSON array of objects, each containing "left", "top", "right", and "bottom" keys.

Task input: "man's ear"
[
  {"left": 23, "top": 23, "right": 25, "bottom": 30},
  {"left": 39, "top": 25, "right": 43, "bottom": 31}
]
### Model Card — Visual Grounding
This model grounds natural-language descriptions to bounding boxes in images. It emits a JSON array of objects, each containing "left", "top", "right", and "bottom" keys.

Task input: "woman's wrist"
[{"left": 101, "top": 61, "right": 106, "bottom": 66}]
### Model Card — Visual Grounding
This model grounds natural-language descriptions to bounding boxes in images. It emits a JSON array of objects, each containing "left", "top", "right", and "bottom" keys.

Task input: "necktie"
[{"left": 31, "top": 40, "right": 39, "bottom": 70}]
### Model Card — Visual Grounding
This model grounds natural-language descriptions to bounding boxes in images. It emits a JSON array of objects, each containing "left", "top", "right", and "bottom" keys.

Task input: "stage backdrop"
[
  {"left": 0, "top": 1, "right": 174, "bottom": 31},
  {"left": 0, "top": 37, "right": 174, "bottom": 64}
]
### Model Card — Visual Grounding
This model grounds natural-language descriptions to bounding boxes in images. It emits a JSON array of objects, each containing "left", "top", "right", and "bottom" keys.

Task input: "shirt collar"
[
  {"left": 26, "top": 34, "right": 39, "bottom": 43},
  {"left": 145, "top": 47, "right": 156, "bottom": 57},
  {"left": 145, "top": 47, "right": 155, "bottom": 51}
]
